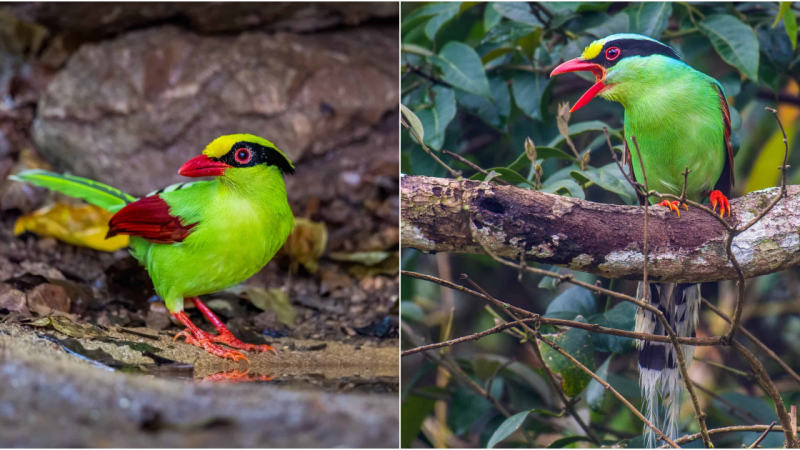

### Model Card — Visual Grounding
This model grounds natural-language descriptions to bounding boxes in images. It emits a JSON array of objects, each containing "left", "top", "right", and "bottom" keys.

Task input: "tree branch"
[{"left": 401, "top": 175, "right": 800, "bottom": 283}]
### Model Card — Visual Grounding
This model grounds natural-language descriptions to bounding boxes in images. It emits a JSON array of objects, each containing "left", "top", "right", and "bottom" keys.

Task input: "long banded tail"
[
  {"left": 635, "top": 282, "right": 700, "bottom": 447},
  {"left": 9, "top": 170, "right": 135, "bottom": 212}
]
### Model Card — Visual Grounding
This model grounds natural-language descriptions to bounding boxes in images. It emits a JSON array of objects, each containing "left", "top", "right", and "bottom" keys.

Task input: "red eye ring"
[
  {"left": 605, "top": 47, "right": 621, "bottom": 61},
  {"left": 234, "top": 148, "right": 252, "bottom": 164}
]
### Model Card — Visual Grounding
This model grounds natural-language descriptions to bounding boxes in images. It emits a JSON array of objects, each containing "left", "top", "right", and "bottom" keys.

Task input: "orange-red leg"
[
  {"left": 187, "top": 297, "right": 277, "bottom": 355},
  {"left": 709, "top": 190, "right": 731, "bottom": 217},
  {"left": 655, "top": 200, "right": 688, "bottom": 217},
  {"left": 172, "top": 311, "right": 248, "bottom": 362}
]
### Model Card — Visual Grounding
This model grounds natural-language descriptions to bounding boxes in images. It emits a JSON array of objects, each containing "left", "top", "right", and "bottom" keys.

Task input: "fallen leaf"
[
  {"left": 228, "top": 285, "right": 296, "bottom": 327},
  {"left": 0, "top": 283, "right": 27, "bottom": 314},
  {"left": 14, "top": 203, "right": 129, "bottom": 252},
  {"left": 329, "top": 251, "right": 390, "bottom": 266},
  {"left": 26, "top": 283, "right": 69, "bottom": 315},
  {"left": 347, "top": 253, "right": 399, "bottom": 279},
  {"left": 26, "top": 314, "right": 103, "bottom": 339},
  {"left": 280, "top": 218, "right": 327, "bottom": 273}
]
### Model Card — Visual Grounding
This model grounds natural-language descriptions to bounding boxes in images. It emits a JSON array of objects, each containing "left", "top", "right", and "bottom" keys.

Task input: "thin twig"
[
  {"left": 401, "top": 117, "right": 461, "bottom": 179},
  {"left": 726, "top": 108, "right": 790, "bottom": 342},
  {"left": 536, "top": 331, "right": 679, "bottom": 448},
  {"left": 749, "top": 422, "right": 777, "bottom": 448},
  {"left": 731, "top": 339, "right": 798, "bottom": 447},
  {"left": 460, "top": 274, "right": 601, "bottom": 446},
  {"left": 658, "top": 425, "right": 785, "bottom": 447},
  {"left": 702, "top": 298, "right": 800, "bottom": 388},
  {"left": 442, "top": 150, "right": 511, "bottom": 185}
]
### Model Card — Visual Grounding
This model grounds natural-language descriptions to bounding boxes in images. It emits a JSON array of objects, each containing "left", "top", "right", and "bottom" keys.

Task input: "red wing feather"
[
  {"left": 107, "top": 195, "right": 196, "bottom": 244},
  {"left": 716, "top": 86, "right": 736, "bottom": 190}
]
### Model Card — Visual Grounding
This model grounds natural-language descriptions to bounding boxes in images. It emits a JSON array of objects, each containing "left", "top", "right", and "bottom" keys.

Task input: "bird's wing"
[
  {"left": 107, "top": 195, "right": 197, "bottom": 244},
  {"left": 713, "top": 84, "right": 735, "bottom": 197}
]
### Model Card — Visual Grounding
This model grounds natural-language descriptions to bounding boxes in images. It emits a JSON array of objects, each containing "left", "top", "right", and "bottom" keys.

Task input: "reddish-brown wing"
[
  {"left": 107, "top": 195, "right": 196, "bottom": 244},
  {"left": 714, "top": 85, "right": 735, "bottom": 197}
]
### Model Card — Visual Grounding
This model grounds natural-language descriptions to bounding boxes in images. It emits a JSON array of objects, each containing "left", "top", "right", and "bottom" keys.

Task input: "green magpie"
[{"left": 551, "top": 33, "right": 735, "bottom": 446}]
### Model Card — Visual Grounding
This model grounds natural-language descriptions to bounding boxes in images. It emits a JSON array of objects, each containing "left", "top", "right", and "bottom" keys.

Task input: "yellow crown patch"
[{"left": 581, "top": 41, "right": 604, "bottom": 60}]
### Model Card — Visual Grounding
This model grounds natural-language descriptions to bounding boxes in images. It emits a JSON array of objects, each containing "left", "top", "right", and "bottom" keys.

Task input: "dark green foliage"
[{"left": 401, "top": 2, "right": 800, "bottom": 447}]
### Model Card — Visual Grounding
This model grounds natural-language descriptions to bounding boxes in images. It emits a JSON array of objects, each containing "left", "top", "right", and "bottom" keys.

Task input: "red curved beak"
[
  {"left": 178, "top": 155, "right": 231, "bottom": 177},
  {"left": 550, "top": 59, "right": 607, "bottom": 113}
]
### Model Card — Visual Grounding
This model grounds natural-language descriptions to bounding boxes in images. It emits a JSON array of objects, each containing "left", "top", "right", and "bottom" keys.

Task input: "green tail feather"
[{"left": 9, "top": 170, "right": 136, "bottom": 212}]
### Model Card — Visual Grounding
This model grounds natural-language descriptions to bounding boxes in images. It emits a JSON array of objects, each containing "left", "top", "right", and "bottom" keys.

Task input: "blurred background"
[
  {"left": 401, "top": 2, "right": 800, "bottom": 448},
  {"left": 0, "top": 2, "right": 399, "bottom": 447}
]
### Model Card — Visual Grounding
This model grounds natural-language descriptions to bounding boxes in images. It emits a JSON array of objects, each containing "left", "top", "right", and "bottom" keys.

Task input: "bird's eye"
[
  {"left": 605, "top": 47, "right": 621, "bottom": 60},
  {"left": 234, "top": 148, "right": 252, "bottom": 164}
]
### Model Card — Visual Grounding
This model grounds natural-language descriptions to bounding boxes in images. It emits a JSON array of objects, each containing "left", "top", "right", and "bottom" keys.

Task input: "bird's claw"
[
  {"left": 174, "top": 327, "right": 249, "bottom": 362},
  {"left": 212, "top": 329, "right": 277, "bottom": 355},
  {"left": 709, "top": 190, "right": 730, "bottom": 217},
  {"left": 655, "top": 200, "right": 687, "bottom": 217}
]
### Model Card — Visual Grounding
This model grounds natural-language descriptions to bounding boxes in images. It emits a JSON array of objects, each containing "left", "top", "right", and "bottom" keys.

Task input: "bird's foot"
[
  {"left": 211, "top": 329, "right": 277, "bottom": 355},
  {"left": 655, "top": 200, "right": 688, "bottom": 217},
  {"left": 174, "top": 327, "right": 249, "bottom": 362},
  {"left": 709, "top": 190, "right": 731, "bottom": 217},
  {"left": 187, "top": 297, "right": 276, "bottom": 355},
  {"left": 172, "top": 312, "right": 249, "bottom": 362}
]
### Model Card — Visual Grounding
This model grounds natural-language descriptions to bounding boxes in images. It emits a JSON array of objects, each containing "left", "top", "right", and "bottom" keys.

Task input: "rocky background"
[{"left": 0, "top": 3, "right": 399, "bottom": 447}]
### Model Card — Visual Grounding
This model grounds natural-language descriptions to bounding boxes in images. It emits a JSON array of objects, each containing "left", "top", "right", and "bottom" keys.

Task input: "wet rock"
[
  {"left": 33, "top": 25, "right": 398, "bottom": 196},
  {"left": 8, "top": 3, "right": 398, "bottom": 37},
  {"left": 26, "top": 282, "right": 69, "bottom": 315}
]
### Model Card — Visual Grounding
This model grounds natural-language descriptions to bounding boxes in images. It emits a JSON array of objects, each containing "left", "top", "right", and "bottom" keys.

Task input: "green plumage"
[
  {"left": 600, "top": 55, "right": 728, "bottom": 202},
  {"left": 13, "top": 135, "right": 294, "bottom": 315},
  {"left": 9, "top": 170, "right": 135, "bottom": 212}
]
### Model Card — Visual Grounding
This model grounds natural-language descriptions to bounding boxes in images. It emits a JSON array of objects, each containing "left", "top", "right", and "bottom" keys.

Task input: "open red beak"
[
  {"left": 178, "top": 155, "right": 231, "bottom": 177},
  {"left": 550, "top": 59, "right": 607, "bottom": 113}
]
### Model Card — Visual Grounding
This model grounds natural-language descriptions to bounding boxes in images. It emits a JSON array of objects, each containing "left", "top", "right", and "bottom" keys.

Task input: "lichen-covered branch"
[{"left": 401, "top": 175, "right": 800, "bottom": 283}]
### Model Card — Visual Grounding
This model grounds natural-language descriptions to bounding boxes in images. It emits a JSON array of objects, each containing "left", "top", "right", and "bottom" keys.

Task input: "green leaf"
[
  {"left": 425, "top": 3, "right": 460, "bottom": 41},
  {"left": 507, "top": 147, "right": 578, "bottom": 172},
  {"left": 589, "top": 301, "right": 637, "bottom": 354},
  {"left": 401, "top": 104, "right": 425, "bottom": 142},
  {"left": 538, "top": 266, "right": 562, "bottom": 293},
  {"left": 449, "top": 387, "right": 494, "bottom": 436},
  {"left": 481, "top": 46, "right": 516, "bottom": 65},
  {"left": 487, "top": 410, "right": 531, "bottom": 448},
  {"left": 586, "top": 356, "right": 611, "bottom": 412},
  {"left": 402, "top": 3, "right": 460, "bottom": 36},
  {"left": 482, "top": 21, "right": 538, "bottom": 44},
  {"left": 546, "top": 121, "right": 621, "bottom": 147},
  {"left": 585, "top": 12, "right": 630, "bottom": 38},
  {"left": 547, "top": 435, "right": 598, "bottom": 448},
  {"left": 455, "top": 76, "right": 510, "bottom": 129},
  {"left": 541, "top": 178, "right": 585, "bottom": 200},
  {"left": 632, "top": 2, "right": 672, "bottom": 38},
  {"left": 539, "top": 315, "right": 595, "bottom": 396},
  {"left": 545, "top": 287, "right": 597, "bottom": 320},
  {"left": 484, "top": 2, "right": 503, "bottom": 32},
  {"left": 697, "top": 15, "right": 760, "bottom": 81},
  {"left": 415, "top": 86, "right": 456, "bottom": 151},
  {"left": 773, "top": 2, "right": 791, "bottom": 28},
  {"left": 401, "top": 43, "right": 435, "bottom": 57},
  {"left": 400, "top": 301, "right": 424, "bottom": 322},
  {"left": 783, "top": 4, "right": 797, "bottom": 50},
  {"left": 431, "top": 42, "right": 491, "bottom": 97},
  {"left": 401, "top": 395, "right": 436, "bottom": 447},
  {"left": 571, "top": 163, "right": 637, "bottom": 204},
  {"left": 492, "top": 2, "right": 543, "bottom": 26},
  {"left": 512, "top": 72, "right": 549, "bottom": 120}
]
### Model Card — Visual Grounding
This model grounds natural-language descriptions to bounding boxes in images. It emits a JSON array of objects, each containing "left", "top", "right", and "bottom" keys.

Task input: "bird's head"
[
  {"left": 550, "top": 33, "right": 681, "bottom": 112},
  {"left": 178, "top": 134, "right": 295, "bottom": 182}
]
